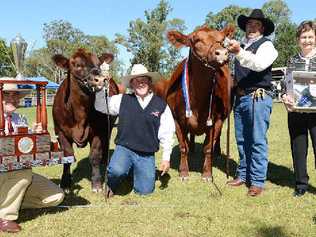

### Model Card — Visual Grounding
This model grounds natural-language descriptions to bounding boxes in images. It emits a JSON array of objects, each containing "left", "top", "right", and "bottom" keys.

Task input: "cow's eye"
[
  {"left": 75, "top": 63, "right": 83, "bottom": 69},
  {"left": 90, "top": 68, "right": 101, "bottom": 75}
]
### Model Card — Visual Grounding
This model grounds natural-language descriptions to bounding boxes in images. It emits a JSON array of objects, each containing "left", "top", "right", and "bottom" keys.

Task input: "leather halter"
[
  {"left": 73, "top": 67, "right": 100, "bottom": 94},
  {"left": 189, "top": 38, "right": 228, "bottom": 71}
]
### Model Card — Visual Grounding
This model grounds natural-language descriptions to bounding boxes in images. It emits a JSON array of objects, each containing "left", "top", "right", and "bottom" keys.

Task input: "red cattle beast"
[
  {"left": 155, "top": 25, "right": 235, "bottom": 180},
  {"left": 52, "top": 48, "right": 119, "bottom": 193}
]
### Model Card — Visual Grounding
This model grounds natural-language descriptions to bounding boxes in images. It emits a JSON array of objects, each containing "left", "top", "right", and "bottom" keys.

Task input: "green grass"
[{"left": 3, "top": 104, "right": 316, "bottom": 237}]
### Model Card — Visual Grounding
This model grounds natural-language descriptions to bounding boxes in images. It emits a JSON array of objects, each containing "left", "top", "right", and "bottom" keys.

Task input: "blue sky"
[{"left": 0, "top": 0, "right": 315, "bottom": 68}]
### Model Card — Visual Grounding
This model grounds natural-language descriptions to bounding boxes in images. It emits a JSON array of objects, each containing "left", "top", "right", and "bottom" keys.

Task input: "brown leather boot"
[
  {"left": 226, "top": 178, "right": 245, "bottom": 187},
  {"left": 247, "top": 186, "right": 263, "bottom": 197},
  {"left": 0, "top": 218, "right": 21, "bottom": 233}
]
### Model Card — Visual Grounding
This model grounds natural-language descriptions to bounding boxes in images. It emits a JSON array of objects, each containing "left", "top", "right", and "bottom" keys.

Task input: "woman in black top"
[{"left": 282, "top": 21, "right": 316, "bottom": 197}]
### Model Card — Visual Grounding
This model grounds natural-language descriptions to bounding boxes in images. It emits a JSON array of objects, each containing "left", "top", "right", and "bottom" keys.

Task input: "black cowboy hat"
[{"left": 237, "top": 9, "right": 275, "bottom": 36}]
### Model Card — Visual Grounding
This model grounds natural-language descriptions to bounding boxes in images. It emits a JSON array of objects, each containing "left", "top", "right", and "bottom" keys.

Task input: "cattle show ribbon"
[{"left": 181, "top": 58, "right": 192, "bottom": 117}]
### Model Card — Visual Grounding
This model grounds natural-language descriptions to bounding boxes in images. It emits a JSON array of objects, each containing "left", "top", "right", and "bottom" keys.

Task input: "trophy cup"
[{"left": 10, "top": 34, "right": 28, "bottom": 80}]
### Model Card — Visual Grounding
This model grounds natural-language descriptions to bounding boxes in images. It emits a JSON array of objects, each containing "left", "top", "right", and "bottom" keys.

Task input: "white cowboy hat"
[
  {"left": 0, "top": 77, "right": 31, "bottom": 98},
  {"left": 121, "top": 64, "right": 162, "bottom": 88}
]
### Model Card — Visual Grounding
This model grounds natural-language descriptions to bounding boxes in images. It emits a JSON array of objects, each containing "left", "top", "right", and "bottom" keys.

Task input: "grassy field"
[{"left": 2, "top": 103, "right": 316, "bottom": 237}]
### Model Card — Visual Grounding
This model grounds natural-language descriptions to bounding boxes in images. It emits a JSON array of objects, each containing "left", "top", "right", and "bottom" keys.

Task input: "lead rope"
[
  {"left": 226, "top": 75, "right": 232, "bottom": 179},
  {"left": 103, "top": 79, "right": 111, "bottom": 201},
  {"left": 209, "top": 75, "right": 223, "bottom": 196},
  {"left": 206, "top": 77, "right": 216, "bottom": 126}
]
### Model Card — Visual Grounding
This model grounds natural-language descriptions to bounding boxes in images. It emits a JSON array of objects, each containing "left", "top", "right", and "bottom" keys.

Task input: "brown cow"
[
  {"left": 155, "top": 25, "right": 234, "bottom": 180},
  {"left": 52, "top": 48, "right": 119, "bottom": 193}
]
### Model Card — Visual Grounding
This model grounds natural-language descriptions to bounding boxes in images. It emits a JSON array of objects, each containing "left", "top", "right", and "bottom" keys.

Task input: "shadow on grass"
[
  {"left": 267, "top": 162, "right": 316, "bottom": 194},
  {"left": 170, "top": 143, "right": 238, "bottom": 178},
  {"left": 71, "top": 149, "right": 171, "bottom": 196},
  {"left": 18, "top": 207, "right": 67, "bottom": 224},
  {"left": 71, "top": 149, "right": 115, "bottom": 186},
  {"left": 256, "top": 226, "right": 289, "bottom": 237},
  {"left": 18, "top": 179, "right": 89, "bottom": 223},
  {"left": 170, "top": 143, "right": 316, "bottom": 193}
]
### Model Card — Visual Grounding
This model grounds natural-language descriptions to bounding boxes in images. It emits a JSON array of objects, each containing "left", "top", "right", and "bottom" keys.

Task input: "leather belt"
[{"left": 235, "top": 87, "right": 272, "bottom": 97}]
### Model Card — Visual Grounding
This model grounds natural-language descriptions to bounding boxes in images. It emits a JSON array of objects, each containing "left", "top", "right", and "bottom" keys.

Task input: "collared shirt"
[
  {"left": 4, "top": 112, "right": 28, "bottom": 134},
  {"left": 298, "top": 50, "right": 316, "bottom": 71},
  {"left": 236, "top": 35, "right": 278, "bottom": 72},
  {"left": 95, "top": 89, "right": 175, "bottom": 161}
]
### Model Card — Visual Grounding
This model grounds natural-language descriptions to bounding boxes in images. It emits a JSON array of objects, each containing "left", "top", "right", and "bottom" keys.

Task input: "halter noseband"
[
  {"left": 189, "top": 38, "right": 230, "bottom": 70},
  {"left": 74, "top": 67, "right": 101, "bottom": 94}
]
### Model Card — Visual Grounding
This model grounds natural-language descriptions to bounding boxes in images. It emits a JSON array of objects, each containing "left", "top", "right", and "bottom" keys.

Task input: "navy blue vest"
[
  {"left": 115, "top": 94, "right": 167, "bottom": 153},
  {"left": 234, "top": 37, "right": 273, "bottom": 89}
]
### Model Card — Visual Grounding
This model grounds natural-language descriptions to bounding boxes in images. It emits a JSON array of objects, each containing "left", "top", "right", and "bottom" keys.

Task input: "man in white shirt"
[
  {"left": 95, "top": 64, "right": 175, "bottom": 196},
  {"left": 226, "top": 9, "right": 278, "bottom": 196},
  {"left": 0, "top": 79, "right": 64, "bottom": 233}
]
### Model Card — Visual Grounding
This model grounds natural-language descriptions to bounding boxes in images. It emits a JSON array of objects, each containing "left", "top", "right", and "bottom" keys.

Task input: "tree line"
[{"left": 0, "top": 0, "right": 315, "bottom": 83}]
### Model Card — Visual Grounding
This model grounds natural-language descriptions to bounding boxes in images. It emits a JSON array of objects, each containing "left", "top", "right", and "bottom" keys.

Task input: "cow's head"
[
  {"left": 167, "top": 25, "right": 235, "bottom": 67},
  {"left": 52, "top": 49, "right": 114, "bottom": 92}
]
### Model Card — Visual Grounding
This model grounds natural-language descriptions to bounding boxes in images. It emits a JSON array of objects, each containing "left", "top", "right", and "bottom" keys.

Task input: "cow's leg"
[
  {"left": 189, "top": 133, "right": 195, "bottom": 153},
  {"left": 72, "top": 125, "right": 90, "bottom": 146},
  {"left": 175, "top": 122, "right": 189, "bottom": 180},
  {"left": 89, "top": 135, "right": 104, "bottom": 193},
  {"left": 202, "top": 119, "right": 224, "bottom": 181},
  {"left": 58, "top": 132, "right": 74, "bottom": 193}
]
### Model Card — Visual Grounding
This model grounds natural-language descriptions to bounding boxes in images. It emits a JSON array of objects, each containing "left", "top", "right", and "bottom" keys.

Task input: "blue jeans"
[
  {"left": 107, "top": 145, "right": 156, "bottom": 195},
  {"left": 234, "top": 94, "right": 272, "bottom": 188}
]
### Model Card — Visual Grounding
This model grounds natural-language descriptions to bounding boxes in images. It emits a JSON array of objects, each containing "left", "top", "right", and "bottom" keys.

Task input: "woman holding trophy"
[{"left": 282, "top": 21, "right": 316, "bottom": 197}]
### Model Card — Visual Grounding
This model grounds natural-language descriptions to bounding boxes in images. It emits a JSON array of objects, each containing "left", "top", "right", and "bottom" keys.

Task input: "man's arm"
[
  {"left": 233, "top": 40, "right": 278, "bottom": 72},
  {"left": 94, "top": 88, "right": 123, "bottom": 115},
  {"left": 158, "top": 105, "right": 175, "bottom": 175}
]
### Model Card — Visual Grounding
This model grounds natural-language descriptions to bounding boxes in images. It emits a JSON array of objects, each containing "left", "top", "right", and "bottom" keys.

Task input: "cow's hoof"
[
  {"left": 92, "top": 187, "right": 103, "bottom": 193},
  {"left": 202, "top": 176, "right": 212, "bottom": 182},
  {"left": 60, "top": 182, "right": 71, "bottom": 194},
  {"left": 62, "top": 188, "right": 71, "bottom": 195},
  {"left": 180, "top": 176, "right": 189, "bottom": 182},
  {"left": 92, "top": 182, "right": 103, "bottom": 193}
]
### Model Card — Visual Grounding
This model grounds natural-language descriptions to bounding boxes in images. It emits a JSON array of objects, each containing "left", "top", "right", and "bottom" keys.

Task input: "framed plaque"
[{"left": 287, "top": 71, "right": 316, "bottom": 112}]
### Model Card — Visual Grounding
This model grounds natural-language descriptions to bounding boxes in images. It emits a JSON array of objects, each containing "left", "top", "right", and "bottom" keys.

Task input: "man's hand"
[
  {"left": 159, "top": 160, "right": 170, "bottom": 176},
  {"left": 281, "top": 94, "right": 294, "bottom": 112},
  {"left": 227, "top": 39, "right": 241, "bottom": 54}
]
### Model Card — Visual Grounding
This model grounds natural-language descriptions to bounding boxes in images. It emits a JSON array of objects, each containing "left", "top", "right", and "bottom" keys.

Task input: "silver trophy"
[{"left": 10, "top": 34, "right": 28, "bottom": 80}]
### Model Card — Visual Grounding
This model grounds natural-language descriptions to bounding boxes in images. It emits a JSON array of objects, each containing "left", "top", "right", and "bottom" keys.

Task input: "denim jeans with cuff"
[
  {"left": 107, "top": 145, "right": 156, "bottom": 195},
  {"left": 234, "top": 93, "right": 273, "bottom": 188}
]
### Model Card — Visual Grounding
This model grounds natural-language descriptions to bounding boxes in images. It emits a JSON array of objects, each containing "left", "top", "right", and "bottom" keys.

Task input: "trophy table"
[
  {"left": 0, "top": 80, "right": 71, "bottom": 172},
  {"left": 0, "top": 35, "right": 72, "bottom": 172}
]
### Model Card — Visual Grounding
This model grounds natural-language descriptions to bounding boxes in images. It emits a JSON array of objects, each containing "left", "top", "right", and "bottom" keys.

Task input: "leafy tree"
[
  {"left": 43, "top": 19, "right": 86, "bottom": 56},
  {"left": 0, "top": 39, "right": 15, "bottom": 77},
  {"left": 204, "top": 5, "right": 251, "bottom": 40},
  {"left": 25, "top": 20, "right": 121, "bottom": 82},
  {"left": 274, "top": 22, "right": 298, "bottom": 67},
  {"left": 115, "top": 0, "right": 186, "bottom": 76},
  {"left": 261, "top": 0, "right": 295, "bottom": 66},
  {"left": 262, "top": 0, "right": 291, "bottom": 30},
  {"left": 25, "top": 47, "right": 59, "bottom": 81}
]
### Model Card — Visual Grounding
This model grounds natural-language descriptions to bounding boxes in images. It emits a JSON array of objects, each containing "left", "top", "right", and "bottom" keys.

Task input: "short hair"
[{"left": 296, "top": 20, "right": 316, "bottom": 38}]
